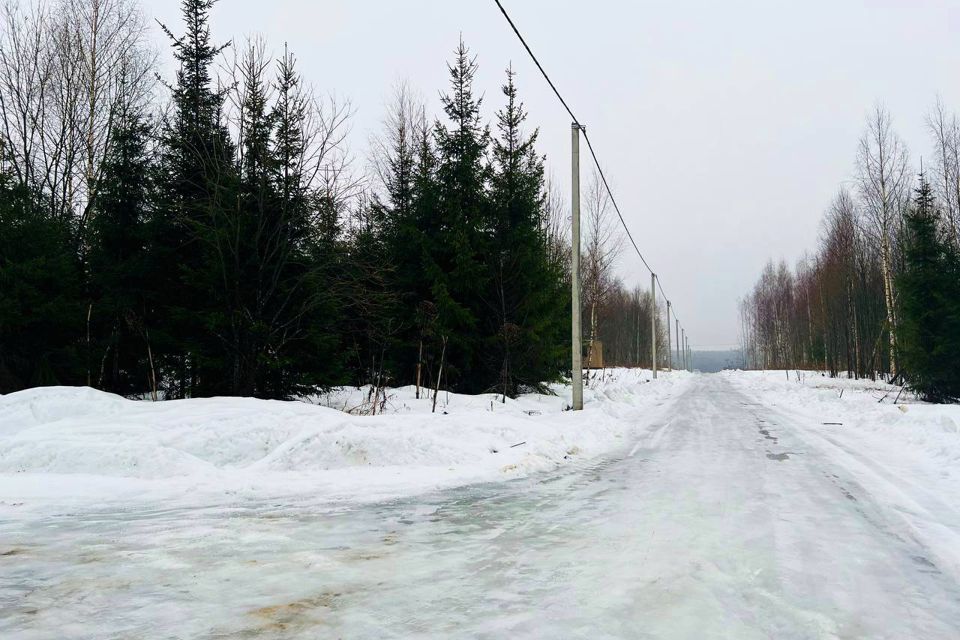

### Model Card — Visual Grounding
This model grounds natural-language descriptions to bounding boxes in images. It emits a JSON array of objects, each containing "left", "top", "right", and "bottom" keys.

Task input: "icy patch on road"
[{"left": 0, "top": 369, "right": 692, "bottom": 511}]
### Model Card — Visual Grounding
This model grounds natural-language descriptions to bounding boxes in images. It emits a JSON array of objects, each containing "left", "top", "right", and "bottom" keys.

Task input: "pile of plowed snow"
[{"left": 0, "top": 369, "right": 692, "bottom": 508}]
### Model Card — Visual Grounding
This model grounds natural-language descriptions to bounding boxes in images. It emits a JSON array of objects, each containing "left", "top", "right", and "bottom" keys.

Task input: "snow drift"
[{"left": 0, "top": 369, "right": 692, "bottom": 509}]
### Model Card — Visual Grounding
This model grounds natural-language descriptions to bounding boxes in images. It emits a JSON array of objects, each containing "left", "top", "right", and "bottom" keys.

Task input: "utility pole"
[
  {"left": 687, "top": 336, "right": 692, "bottom": 372},
  {"left": 675, "top": 318, "right": 680, "bottom": 371},
  {"left": 651, "top": 273, "right": 657, "bottom": 379},
  {"left": 635, "top": 293, "right": 641, "bottom": 366},
  {"left": 681, "top": 328, "right": 686, "bottom": 371},
  {"left": 666, "top": 301, "right": 672, "bottom": 371},
  {"left": 571, "top": 122, "right": 583, "bottom": 410}
]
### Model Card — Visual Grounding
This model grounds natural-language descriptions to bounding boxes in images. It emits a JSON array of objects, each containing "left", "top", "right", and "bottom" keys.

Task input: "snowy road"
[{"left": 4, "top": 375, "right": 960, "bottom": 639}]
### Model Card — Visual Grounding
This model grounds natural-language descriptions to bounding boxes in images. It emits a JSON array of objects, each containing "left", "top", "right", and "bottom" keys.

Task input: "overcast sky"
[{"left": 150, "top": 0, "right": 960, "bottom": 350}]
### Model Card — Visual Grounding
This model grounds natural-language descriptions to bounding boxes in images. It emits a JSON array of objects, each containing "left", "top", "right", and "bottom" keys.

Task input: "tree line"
[
  {"left": 0, "top": 0, "right": 671, "bottom": 403},
  {"left": 740, "top": 105, "right": 960, "bottom": 401}
]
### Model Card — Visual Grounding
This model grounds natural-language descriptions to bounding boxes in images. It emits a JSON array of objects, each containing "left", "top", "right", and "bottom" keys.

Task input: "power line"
[
  {"left": 580, "top": 130, "right": 654, "bottom": 275},
  {"left": 492, "top": 0, "right": 577, "bottom": 124},
  {"left": 492, "top": 0, "right": 689, "bottom": 345}
]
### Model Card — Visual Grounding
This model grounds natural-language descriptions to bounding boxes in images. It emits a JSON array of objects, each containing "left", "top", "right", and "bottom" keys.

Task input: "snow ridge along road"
[
  {"left": 0, "top": 369, "right": 692, "bottom": 511},
  {"left": 3, "top": 374, "right": 960, "bottom": 638}
]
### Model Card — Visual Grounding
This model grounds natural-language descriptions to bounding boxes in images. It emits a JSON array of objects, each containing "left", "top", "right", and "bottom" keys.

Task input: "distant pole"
[
  {"left": 681, "top": 328, "right": 686, "bottom": 371},
  {"left": 666, "top": 301, "right": 672, "bottom": 371},
  {"left": 571, "top": 122, "right": 583, "bottom": 411},
  {"left": 635, "top": 294, "right": 641, "bottom": 366},
  {"left": 675, "top": 318, "right": 680, "bottom": 370},
  {"left": 687, "top": 337, "right": 692, "bottom": 372},
  {"left": 651, "top": 273, "right": 657, "bottom": 379}
]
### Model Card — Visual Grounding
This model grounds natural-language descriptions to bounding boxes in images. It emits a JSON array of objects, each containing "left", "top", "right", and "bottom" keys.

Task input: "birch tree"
[
  {"left": 856, "top": 105, "right": 910, "bottom": 377},
  {"left": 926, "top": 98, "right": 960, "bottom": 246},
  {"left": 581, "top": 168, "right": 623, "bottom": 376},
  {"left": 0, "top": 0, "right": 152, "bottom": 231}
]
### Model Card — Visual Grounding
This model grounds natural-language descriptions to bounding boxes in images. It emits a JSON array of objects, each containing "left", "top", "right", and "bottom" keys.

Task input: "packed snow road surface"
[{"left": 4, "top": 374, "right": 960, "bottom": 638}]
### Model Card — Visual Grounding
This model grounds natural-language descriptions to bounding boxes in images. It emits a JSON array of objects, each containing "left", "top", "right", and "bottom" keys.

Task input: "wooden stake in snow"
[
  {"left": 893, "top": 386, "right": 905, "bottom": 404},
  {"left": 415, "top": 337, "right": 423, "bottom": 400},
  {"left": 143, "top": 314, "right": 158, "bottom": 402},
  {"left": 432, "top": 336, "right": 448, "bottom": 414}
]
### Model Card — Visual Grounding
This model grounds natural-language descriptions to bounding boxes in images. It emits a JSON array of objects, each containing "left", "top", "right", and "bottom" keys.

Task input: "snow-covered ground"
[
  {"left": 4, "top": 370, "right": 960, "bottom": 638},
  {"left": 723, "top": 369, "right": 960, "bottom": 581},
  {"left": 722, "top": 369, "right": 960, "bottom": 471},
  {"left": 0, "top": 368, "right": 691, "bottom": 514}
]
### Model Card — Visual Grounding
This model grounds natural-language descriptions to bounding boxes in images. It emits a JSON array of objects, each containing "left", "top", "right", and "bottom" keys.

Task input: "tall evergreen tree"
[
  {"left": 379, "top": 113, "right": 443, "bottom": 393},
  {"left": 898, "top": 173, "right": 960, "bottom": 400},
  {"left": 86, "top": 105, "right": 158, "bottom": 397},
  {"left": 259, "top": 48, "right": 345, "bottom": 397},
  {"left": 0, "top": 166, "right": 84, "bottom": 391},
  {"left": 427, "top": 38, "right": 492, "bottom": 392},
  {"left": 486, "top": 66, "right": 567, "bottom": 396},
  {"left": 406, "top": 119, "right": 443, "bottom": 391},
  {"left": 192, "top": 41, "right": 345, "bottom": 398},
  {"left": 154, "top": 0, "right": 237, "bottom": 397},
  {"left": 368, "top": 91, "right": 432, "bottom": 390},
  {"left": 200, "top": 40, "right": 277, "bottom": 396}
]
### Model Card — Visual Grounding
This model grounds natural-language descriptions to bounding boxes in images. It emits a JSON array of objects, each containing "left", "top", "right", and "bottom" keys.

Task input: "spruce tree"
[
  {"left": 205, "top": 41, "right": 277, "bottom": 396},
  {"left": 0, "top": 167, "right": 84, "bottom": 391},
  {"left": 486, "top": 66, "right": 567, "bottom": 396},
  {"left": 382, "top": 115, "right": 441, "bottom": 392},
  {"left": 428, "top": 38, "right": 492, "bottom": 392},
  {"left": 898, "top": 173, "right": 960, "bottom": 401},
  {"left": 260, "top": 49, "right": 345, "bottom": 397},
  {"left": 195, "top": 43, "right": 345, "bottom": 398},
  {"left": 154, "top": 0, "right": 237, "bottom": 397},
  {"left": 367, "top": 93, "right": 433, "bottom": 390},
  {"left": 86, "top": 105, "right": 158, "bottom": 397}
]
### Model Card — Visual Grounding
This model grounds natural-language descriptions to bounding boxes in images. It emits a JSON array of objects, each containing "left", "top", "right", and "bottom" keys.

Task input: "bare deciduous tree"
[
  {"left": 856, "top": 104, "right": 910, "bottom": 377},
  {"left": 368, "top": 78, "right": 423, "bottom": 212},
  {"left": 0, "top": 0, "right": 153, "bottom": 233},
  {"left": 542, "top": 172, "right": 569, "bottom": 272},
  {"left": 740, "top": 186, "right": 893, "bottom": 379},
  {"left": 581, "top": 168, "right": 623, "bottom": 379},
  {"left": 927, "top": 97, "right": 960, "bottom": 247}
]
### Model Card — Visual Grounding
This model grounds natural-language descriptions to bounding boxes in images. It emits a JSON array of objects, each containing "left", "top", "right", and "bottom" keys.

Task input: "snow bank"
[
  {"left": 724, "top": 369, "right": 960, "bottom": 577},
  {"left": 0, "top": 369, "right": 692, "bottom": 510},
  {"left": 722, "top": 370, "right": 960, "bottom": 470}
]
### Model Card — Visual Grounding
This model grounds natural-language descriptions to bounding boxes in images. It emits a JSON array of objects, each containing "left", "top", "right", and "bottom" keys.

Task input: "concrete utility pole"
[
  {"left": 635, "top": 294, "right": 641, "bottom": 366},
  {"left": 675, "top": 318, "right": 680, "bottom": 371},
  {"left": 681, "top": 328, "right": 686, "bottom": 371},
  {"left": 666, "top": 301, "right": 672, "bottom": 371},
  {"left": 571, "top": 122, "right": 583, "bottom": 411},
  {"left": 651, "top": 273, "right": 657, "bottom": 379}
]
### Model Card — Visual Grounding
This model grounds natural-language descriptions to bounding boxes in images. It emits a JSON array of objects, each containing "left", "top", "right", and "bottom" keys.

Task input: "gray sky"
[{"left": 150, "top": 0, "right": 960, "bottom": 350}]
